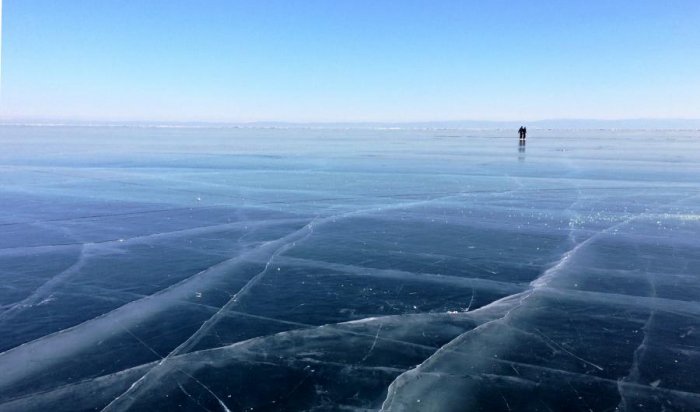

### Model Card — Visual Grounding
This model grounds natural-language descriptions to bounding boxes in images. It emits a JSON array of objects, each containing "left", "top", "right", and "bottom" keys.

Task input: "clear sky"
[{"left": 1, "top": 0, "right": 699, "bottom": 122}]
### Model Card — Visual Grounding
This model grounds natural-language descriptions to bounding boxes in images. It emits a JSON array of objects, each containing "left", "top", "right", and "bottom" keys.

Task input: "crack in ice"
[
  {"left": 360, "top": 323, "right": 383, "bottom": 363},
  {"left": 380, "top": 194, "right": 687, "bottom": 410}
]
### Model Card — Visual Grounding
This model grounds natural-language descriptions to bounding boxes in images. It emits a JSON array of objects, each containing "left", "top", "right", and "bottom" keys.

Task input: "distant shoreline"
[{"left": 1, "top": 119, "right": 700, "bottom": 131}]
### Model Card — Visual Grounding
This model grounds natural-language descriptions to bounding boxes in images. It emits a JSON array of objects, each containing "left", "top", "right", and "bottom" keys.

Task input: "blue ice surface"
[{"left": 0, "top": 126, "right": 699, "bottom": 411}]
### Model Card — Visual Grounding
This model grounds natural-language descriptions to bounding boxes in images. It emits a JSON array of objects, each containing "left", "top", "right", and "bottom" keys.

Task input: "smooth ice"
[{"left": 0, "top": 126, "right": 699, "bottom": 411}]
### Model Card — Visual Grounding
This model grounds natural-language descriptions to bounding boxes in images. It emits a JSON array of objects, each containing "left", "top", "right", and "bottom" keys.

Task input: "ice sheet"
[{"left": 0, "top": 127, "right": 699, "bottom": 411}]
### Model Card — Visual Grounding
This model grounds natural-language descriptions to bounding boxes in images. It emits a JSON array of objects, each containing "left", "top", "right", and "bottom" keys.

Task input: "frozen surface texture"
[{"left": 0, "top": 127, "right": 699, "bottom": 411}]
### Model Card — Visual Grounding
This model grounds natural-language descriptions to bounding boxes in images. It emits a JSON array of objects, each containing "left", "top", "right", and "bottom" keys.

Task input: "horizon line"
[
  {"left": 1, "top": 116, "right": 700, "bottom": 125},
  {"left": 1, "top": 122, "right": 700, "bottom": 132}
]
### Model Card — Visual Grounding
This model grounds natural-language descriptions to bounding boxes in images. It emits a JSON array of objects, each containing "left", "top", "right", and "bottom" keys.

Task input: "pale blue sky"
[{"left": 2, "top": 0, "right": 699, "bottom": 122}]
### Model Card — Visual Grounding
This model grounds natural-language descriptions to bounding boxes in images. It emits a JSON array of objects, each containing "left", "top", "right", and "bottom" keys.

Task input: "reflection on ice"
[{"left": 1, "top": 127, "right": 700, "bottom": 411}]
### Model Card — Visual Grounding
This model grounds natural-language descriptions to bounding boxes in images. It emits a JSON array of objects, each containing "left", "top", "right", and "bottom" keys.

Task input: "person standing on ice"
[{"left": 518, "top": 126, "right": 525, "bottom": 140}]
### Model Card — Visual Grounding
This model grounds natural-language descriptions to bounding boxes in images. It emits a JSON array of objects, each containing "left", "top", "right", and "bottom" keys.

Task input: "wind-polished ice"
[{"left": 0, "top": 127, "right": 699, "bottom": 411}]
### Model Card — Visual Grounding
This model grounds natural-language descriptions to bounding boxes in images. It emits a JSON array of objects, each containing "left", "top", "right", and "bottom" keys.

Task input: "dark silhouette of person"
[{"left": 518, "top": 126, "right": 527, "bottom": 160}]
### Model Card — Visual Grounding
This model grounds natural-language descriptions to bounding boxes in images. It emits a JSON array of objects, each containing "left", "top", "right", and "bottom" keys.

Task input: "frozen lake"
[{"left": 0, "top": 126, "right": 699, "bottom": 411}]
